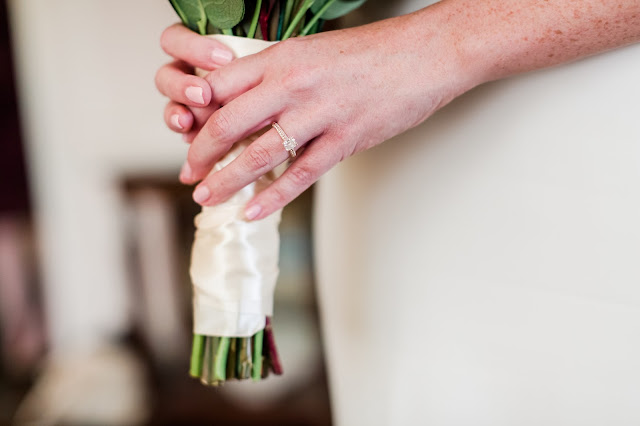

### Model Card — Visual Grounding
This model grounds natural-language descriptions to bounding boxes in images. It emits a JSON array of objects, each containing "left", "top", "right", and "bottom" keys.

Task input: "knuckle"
[
  {"left": 269, "top": 186, "right": 288, "bottom": 207},
  {"left": 287, "top": 165, "right": 314, "bottom": 187},
  {"left": 205, "top": 69, "right": 222, "bottom": 94},
  {"left": 246, "top": 144, "right": 273, "bottom": 171},
  {"left": 339, "top": 143, "right": 357, "bottom": 163},
  {"left": 205, "top": 109, "right": 233, "bottom": 141},
  {"left": 279, "top": 64, "right": 317, "bottom": 95}
]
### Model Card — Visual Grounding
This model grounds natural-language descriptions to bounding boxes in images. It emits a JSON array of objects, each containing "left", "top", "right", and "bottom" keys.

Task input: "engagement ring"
[{"left": 272, "top": 122, "right": 297, "bottom": 159}]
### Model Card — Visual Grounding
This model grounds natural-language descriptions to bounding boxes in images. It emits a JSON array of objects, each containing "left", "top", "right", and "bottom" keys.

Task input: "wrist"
[
  {"left": 419, "top": 2, "right": 496, "bottom": 92},
  {"left": 400, "top": 4, "right": 490, "bottom": 104}
]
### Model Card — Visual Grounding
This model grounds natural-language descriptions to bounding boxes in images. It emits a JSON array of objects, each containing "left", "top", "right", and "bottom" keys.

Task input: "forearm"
[{"left": 421, "top": 0, "right": 640, "bottom": 88}]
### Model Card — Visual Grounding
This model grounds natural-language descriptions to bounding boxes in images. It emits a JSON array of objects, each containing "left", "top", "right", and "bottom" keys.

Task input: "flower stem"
[
  {"left": 214, "top": 337, "right": 231, "bottom": 382},
  {"left": 252, "top": 330, "right": 264, "bottom": 381},
  {"left": 189, "top": 322, "right": 280, "bottom": 385},
  {"left": 237, "top": 337, "right": 252, "bottom": 379},
  {"left": 283, "top": 0, "right": 296, "bottom": 30},
  {"left": 189, "top": 334, "right": 206, "bottom": 378},
  {"left": 276, "top": 0, "right": 286, "bottom": 40},
  {"left": 264, "top": 318, "right": 283, "bottom": 375},
  {"left": 201, "top": 336, "right": 219, "bottom": 386},
  {"left": 226, "top": 338, "right": 237, "bottom": 379},
  {"left": 300, "top": 0, "right": 336, "bottom": 35},
  {"left": 247, "top": 0, "right": 264, "bottom": 39},
  {"left": 282, "top": 0, "right": 315, "bottom": 40}
]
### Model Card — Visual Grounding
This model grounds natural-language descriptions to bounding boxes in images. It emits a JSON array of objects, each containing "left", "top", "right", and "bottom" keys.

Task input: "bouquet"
[
  {"left": 169, "top": 0, "right": 367, "bottom": 40},
  {"left": 168, "top": 0, "right": 367, "bottom": 386}
]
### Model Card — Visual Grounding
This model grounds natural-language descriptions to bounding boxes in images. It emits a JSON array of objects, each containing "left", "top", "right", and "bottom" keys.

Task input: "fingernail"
[
  {"left": 245, "top": 204, "right": 262, "bottom": 221},
  {"left": 193, "top": 186, "right": 211, "bottom": 204},
  {"left": 185, "top": 86, "right": 205, "bottom": 105},
  {"left": 170, "top": 114, "right": 183, "bottom": 129},
  {"left": 179, "top": 162, "right": 192, "bottom": 181},
  {"left": 211, "top": 48, "right": 233, "bottom": 65}
]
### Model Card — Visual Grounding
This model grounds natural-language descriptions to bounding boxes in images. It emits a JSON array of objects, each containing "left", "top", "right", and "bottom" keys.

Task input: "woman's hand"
[
  {"left": 155, "top": 24, "right": 234, "bottom": 138},
  {"left": 157, "top": 10, "right": 474, "bottom": 220},
  {"left": 157, "top": 0, "right": 640, "bottom": 221}
]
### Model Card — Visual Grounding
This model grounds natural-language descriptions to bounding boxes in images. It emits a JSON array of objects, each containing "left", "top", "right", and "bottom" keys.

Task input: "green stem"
[
  {"left": 221, "top": 28, "right": 234, "bottom": 36},
  {"left": 214, "top": 337, "right": 231, "bottom": 382},
  {"left": 189, "top": 334, "right": 206, "bottom": 378},
  {"left": 300, "top": 0, "right": 336, "bottom": 36},
  {"left": 282, "top": 0, "right": 315, "bottom": 40},
  {"left": 237, "top": 337, "right": 252, "bottom": 379},
  {"left": 308, "top": 19, "right": 320, "bottom": 35},
  {"left": 226, "top": 338, "right": 237, "bottom": 379},
  {"left": 283, "top": 0, "right": 296, "bottom": 30},
  {"left": 252, "top": 330, "right": 264, "bottom": 381},
  {"left": 276, "top": 0, "right": 286, "bottom": 40},
  {"left": 201, "top": 337, "right": 218, "bottom": 386},
  {"left": 247, "top": 0, "right": 263, "bottom": 39}
]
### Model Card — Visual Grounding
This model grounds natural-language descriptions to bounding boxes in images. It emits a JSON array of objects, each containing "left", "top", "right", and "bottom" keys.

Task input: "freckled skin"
[
  {"left": 435, "top": 0, "right": 640, "bottom": 84},
  {"left": 158, "top": 0, "right": 640, "bottom": 217}
]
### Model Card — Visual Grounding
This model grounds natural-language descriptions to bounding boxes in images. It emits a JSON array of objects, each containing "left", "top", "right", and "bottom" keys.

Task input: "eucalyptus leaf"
[
  {"left": 169, "top": 0, "right": 189, "bottom": 25},
  {"left": 202, "top": 0, "right": 246, "bottom": 30},
  {"left": 171, "top": 0, "right": 208, "bottom": 34},
  {"left": 310, "top": 0, "right": 366, "bottom": 20}
]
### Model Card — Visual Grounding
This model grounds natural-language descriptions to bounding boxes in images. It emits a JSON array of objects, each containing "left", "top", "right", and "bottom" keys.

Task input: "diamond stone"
[{"left": 283, "top": 137, "right": 297, "bottom": 151}]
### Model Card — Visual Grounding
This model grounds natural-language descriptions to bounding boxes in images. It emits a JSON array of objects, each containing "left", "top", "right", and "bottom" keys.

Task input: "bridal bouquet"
[
  {"left": 168, "top": 0, "right": 367, "bottom": 386},
  {"left": 170, "top": 0, "right": 366, "bottom": 40}
]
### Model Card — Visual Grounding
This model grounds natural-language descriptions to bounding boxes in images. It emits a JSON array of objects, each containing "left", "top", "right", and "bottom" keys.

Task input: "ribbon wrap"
[{"left": 191, "top": 35, "right": 282, "bottom": 337}]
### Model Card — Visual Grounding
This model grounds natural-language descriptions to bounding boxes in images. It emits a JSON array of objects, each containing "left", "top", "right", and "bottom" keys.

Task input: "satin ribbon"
[{"left": 191, "top": 36, "right": 283, "bottom": 337}]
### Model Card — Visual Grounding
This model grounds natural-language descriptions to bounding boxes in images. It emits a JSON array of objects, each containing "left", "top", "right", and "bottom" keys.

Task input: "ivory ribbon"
[{"left": 191, "top": 35, "right": 283, "bottom": 337}]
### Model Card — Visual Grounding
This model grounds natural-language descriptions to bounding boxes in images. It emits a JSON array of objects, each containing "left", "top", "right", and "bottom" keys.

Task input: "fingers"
[
  {"left": 164, "top": 101, "right": 220, "bottom": 142},
  {"left": 160, "top": 23, "right": 234, "bottom": 70},
  {"left": 191, "top": 119, "right": 322, "bottom": 206},
  {"left": 182, "top": 84, "right": 286, "bottom": 184},
  {"left": 155, "top": 61, "right": 212, "bottom": 107},
  {"left": 245, "top": 136, "right": 339, "bottom": 221},
  {"left": 164, "top": 101, "right": 194, "bottom": 133},
  {"left": 205, "top": 54, "right": 267, "bottom": 105}
]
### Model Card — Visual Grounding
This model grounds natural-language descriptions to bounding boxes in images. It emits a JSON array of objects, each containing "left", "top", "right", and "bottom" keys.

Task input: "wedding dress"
[{"left": 314, "top": 1, "right": 640, "bottom": 425}]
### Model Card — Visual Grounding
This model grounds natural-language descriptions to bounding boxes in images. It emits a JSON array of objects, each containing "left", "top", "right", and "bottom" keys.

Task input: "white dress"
[{"left": 314, "top": 1, "right": 640, "bottom": 425}]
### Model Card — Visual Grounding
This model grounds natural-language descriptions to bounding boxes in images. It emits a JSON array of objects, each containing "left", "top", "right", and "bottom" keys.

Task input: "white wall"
[{"left": 8, "top": 0, "right": 184, "bottom": 353}]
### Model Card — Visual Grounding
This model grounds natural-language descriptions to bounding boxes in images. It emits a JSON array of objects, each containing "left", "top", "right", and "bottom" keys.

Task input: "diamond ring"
[{"left": 272, "top": 122, "right": 297, "bottom": 159}]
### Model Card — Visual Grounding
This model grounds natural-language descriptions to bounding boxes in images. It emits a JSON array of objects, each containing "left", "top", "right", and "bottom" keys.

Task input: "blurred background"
[{"left": 0, "top": 0, "right": 331, "bottom": 424}]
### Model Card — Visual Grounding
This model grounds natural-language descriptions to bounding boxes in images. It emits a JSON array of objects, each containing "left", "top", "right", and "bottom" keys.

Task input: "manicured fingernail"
[
  {"left": 185, "top": 86, "right": 205, "bottom": 105},
  {"left": 193, "top": 186, "right": 211, "bottom": 204},
  {"left": 245, "top": 204, "right": 262, "bottom": 221},
  {"left": 170, "top": 114, "right": 183, "bottom": 129},
  {"left": 179, "top": 162, "right": 192, "bottom": 181},
  {"left": 211, "top": 48, "right": 233, "bottom": 65}
]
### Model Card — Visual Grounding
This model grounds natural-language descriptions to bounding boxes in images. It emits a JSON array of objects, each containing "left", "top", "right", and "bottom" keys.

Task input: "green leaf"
[
  {"left": 201, "top": 0, "right": 245, "bottom": 30},
  {"left": 169, "top": 0, "right": 189, "bottom": 25},
  {"left": 310, "top": 0, "right": 366, "bottom": 20},
  {"left": 170, "top": 0, "right": 208, "bottom": 34}
]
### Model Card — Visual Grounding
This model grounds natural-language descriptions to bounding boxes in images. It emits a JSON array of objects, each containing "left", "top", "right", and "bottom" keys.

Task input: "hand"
[
  {"left": 158, "top": 10, "right": 476, "bottom": 220},
  {"left": 155, "top": 24, "right": 235, "bottom": 139}
]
